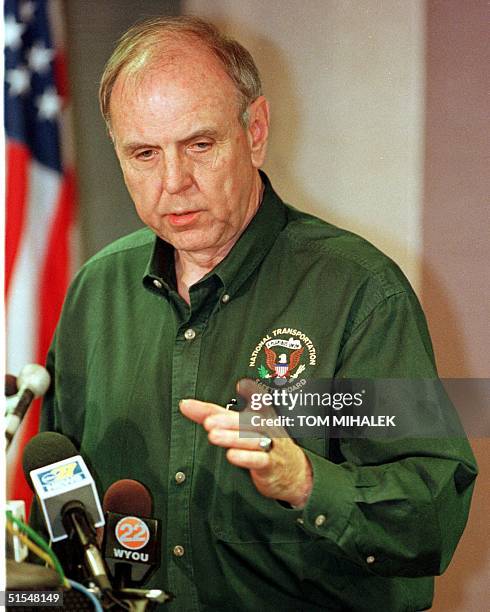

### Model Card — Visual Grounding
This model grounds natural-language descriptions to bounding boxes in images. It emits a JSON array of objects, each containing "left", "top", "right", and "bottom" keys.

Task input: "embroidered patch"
[{"left": 249, "top": 327, "right": 317, "bottom": 385}]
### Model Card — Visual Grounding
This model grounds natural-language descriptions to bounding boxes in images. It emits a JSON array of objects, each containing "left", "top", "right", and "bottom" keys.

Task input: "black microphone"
[
  {"left": 102, "top": 479, "right": 161, "bottom": 589},
  {"left": 23, "top": 432, "right": 112, "bottom": 592},
  {"left": 6, "top": 364, "right": 51, "bottom": 448},
  {"left": 5, "top": 373, "right": 18, "bottom": 396}
]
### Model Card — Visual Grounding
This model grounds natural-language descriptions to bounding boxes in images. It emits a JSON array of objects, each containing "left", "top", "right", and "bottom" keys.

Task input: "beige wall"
[
  {"left": 184, "top": 0, "right": 426, "bottom": 291},
  {"left": 422, "top": 1, "right": 490, "bottom": 610}
]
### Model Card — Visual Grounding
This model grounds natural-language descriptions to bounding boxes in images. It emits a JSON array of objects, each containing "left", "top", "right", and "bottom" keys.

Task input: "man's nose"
[{"left": 162, "top": 151, "right": 193, "bottom": 194}]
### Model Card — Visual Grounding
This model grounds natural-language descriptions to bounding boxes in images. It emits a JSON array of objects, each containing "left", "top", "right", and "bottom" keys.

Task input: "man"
[{"left": 40, "top": 16, "right": 476, "bottom": 611}]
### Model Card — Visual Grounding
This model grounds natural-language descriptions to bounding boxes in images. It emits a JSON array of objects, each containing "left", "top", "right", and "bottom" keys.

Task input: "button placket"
[{"left": 166, "top": 325, "right": 202, "bottom": 608}]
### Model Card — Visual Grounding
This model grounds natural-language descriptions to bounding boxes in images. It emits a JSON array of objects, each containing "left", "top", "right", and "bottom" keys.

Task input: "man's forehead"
[
  {"left": 110, "top": 40, "right": 240, "bottom": 119},
  {"left": 116, "top": 37, "right": 234, "bottom": 96}
]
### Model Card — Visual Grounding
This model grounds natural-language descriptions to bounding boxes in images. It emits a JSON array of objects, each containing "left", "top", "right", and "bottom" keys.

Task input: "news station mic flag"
[{"left": 5, "top": 0, "right": 78, "bottom": 504}]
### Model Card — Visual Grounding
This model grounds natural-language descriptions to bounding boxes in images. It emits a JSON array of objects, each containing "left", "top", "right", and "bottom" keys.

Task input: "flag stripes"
[{"left": 5, "top": 0, "right": 78, "bottom": 505}]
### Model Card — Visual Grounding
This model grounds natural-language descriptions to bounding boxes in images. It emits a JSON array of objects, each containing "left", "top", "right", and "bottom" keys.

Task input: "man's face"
[{"left": 109, "top": 42, "right": 268, "bottom": 256}]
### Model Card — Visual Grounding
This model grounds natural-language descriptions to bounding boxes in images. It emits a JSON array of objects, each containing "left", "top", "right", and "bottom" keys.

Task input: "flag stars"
[
  {"left": 35, "top": 87, "right": 62, "bottom": 120},
  {"left": 6, "top": 66, "right": 31, "bottom": 96},
  {"left": 28, "top": 42, "right": 55, "bottom": 74},
  {"left": 5, "top": 15, "right": 27, "bottom": 51}
]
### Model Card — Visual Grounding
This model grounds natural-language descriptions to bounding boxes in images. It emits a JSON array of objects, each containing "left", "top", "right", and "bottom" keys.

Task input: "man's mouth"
[{"left": 167, "top": 211, "right": 201, "bottom": 227}]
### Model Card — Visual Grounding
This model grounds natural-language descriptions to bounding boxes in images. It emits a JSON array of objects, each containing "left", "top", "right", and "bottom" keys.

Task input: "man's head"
[
  {"left": 100, "top": 16, "right": 262, "bottom": 129},
  {"left": 99, "top": 16, "right": 270, "bottom": 258}
]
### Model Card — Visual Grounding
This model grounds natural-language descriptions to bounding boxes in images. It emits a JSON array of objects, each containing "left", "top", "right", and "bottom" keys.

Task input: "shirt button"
[
  {"left": 173, "top": 545, "right": 185, "bottom": 557},
  {"left": 366, "top": 555, "right": 376, "bottom": 564},
  {"left": 314, "top": 514, "right": 327, "bottom": 527},
  {"left": 184, "top": 328, "right": 196, "bottom": 340},
  {"left": 296, "top": 517, "right": 304, "bottom": 525},
  {"left": 221, "top": 293, "right": 230, "bottom": 304},
  {"left": 153, "top": 279, "right": 163, "bottom": 289},
  {"left": 175, "top": 471, "right": 186, "bottom": 484}
]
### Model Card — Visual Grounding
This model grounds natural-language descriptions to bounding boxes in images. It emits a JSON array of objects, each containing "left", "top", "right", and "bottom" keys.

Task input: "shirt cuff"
[{"left": 297, "top": 448, "right": 356, "bottom": 543}]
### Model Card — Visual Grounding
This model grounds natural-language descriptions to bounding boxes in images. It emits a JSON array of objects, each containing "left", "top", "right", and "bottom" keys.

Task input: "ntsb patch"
[{"left": 249, "top": 327, "right": 317, "bottom": 385}]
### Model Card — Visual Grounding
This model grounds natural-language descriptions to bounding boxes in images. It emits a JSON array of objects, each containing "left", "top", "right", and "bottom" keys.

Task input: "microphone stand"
[
  {"left": 110, "top": 587, "right": 173, "bottom": 611},
  {"left": 82, "top": 583, "right": 172, "bottom": 611}
]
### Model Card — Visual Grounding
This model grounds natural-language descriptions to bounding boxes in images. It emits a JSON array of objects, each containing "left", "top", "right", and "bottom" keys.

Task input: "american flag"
[{"left": 4, "top": 0, "right": 78, "bottom": 504}]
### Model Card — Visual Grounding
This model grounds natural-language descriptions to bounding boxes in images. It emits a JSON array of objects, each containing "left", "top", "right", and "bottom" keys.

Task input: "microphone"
[
  {"left": 23, "top": 432, "right": 112, "bottom": 592},
  {"left": 102, "top": 479, "right": 161, "bottom": 588},
  {"left": 5, "top": 374, "right": 18, "bottom": 396},
  {"left": 5, "top": 374, "right": 19, "bottom": 416},
  {"left": 6, "top": 364, "right": 51, "bottom": 448}
]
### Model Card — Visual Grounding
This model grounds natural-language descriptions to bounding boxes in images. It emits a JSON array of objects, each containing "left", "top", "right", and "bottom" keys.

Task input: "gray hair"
[{"left": 99, "top": 15, "right": 262, "bottom": 127}]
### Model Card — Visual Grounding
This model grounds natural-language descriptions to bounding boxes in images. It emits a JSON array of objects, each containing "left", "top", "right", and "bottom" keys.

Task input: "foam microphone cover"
[
  {"left": 5, "top": 374, "right": 18, "bottom": 397},
  {"left": 22, "top": 432, "right": 78, "bottom": 488},
  {"left": 102, "top": 479, "right": 161, "bottom": 588},
  {"left": 103, "top": 479, "right": 153, "bottom": 518}
]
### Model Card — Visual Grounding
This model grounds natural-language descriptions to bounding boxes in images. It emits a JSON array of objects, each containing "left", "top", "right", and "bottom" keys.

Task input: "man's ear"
[{"left": 247, "top": 96, "right": 270, "bottom": 168}]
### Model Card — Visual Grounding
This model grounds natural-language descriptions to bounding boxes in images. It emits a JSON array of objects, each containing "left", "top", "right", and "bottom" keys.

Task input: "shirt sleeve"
[{"left": 297, "top": 291, "right": 478, "bottom": 578}]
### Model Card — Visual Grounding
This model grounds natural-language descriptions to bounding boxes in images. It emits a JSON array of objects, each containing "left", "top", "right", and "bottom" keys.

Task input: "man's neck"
[
  {"left": 175, "top": 242, "right": 236, "bottom": 303},
  {"left": 175, "top": 176, "right": 264, "bottom": 304}
]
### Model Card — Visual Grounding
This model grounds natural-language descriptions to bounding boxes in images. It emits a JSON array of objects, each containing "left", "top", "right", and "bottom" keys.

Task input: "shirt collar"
[{"left": 143, "top": 171, "right": 287, "bottom": 301}]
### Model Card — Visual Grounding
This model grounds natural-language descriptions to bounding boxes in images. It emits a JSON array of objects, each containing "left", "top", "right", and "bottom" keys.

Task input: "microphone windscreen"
[
  {"left": 5, "top": 374, "right": 18, "bottom": 397},
  {"left": 103, "top": 479, "right": 153, "bottom": 518},
  {"left": 22, "top": 432, "right": 78, "bottom": 488},
  {"left": 17, "top": 364, "right": 51, "bottom": 397}
]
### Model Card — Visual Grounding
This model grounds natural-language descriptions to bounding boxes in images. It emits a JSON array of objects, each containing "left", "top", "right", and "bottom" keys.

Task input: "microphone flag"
[
  {"left": 103, "top": 512, "right": 161, "bottom": 586},
  {"left": 29, "top": 454, "right": 104, "bottom": 542}
]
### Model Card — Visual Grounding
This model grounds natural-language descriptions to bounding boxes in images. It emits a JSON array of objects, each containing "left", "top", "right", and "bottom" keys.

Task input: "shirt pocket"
[{"left": 209, "top": 436, "right": 326, "bottom": 544}]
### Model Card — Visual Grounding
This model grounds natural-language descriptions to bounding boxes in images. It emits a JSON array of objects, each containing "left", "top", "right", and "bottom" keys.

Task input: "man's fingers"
[
  {"left": 226, "top": 447, "right": 270, "bottom": 470},
  {"left": 208, "top": 428, "right": 265, "bottom": 450},
  {"left": 179, "top": 399, "right": 226, "bottom": 424},
  {"left": 236, "top": 377, "right": 263, "bottom": 402},
  {"left": 181, "top": 391, "right": 311, "bottom": 506},
  {"left": 236, "top": 378, "right": 290, "bottom": 437},
  {"left": 203, "top": 412, "right": 240, "bottom": 431}
]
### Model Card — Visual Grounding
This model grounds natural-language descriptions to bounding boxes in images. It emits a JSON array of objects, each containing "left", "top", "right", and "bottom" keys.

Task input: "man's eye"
[
  {"left": 136, "top": 150, "right": 156, "bottom": 160},
  {"left": 190, "top": 142, "right": 212, "bottom": 152}
]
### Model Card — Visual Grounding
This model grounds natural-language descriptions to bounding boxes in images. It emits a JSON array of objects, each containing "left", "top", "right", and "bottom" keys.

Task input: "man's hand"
[{"left": 179, "top": 379, "right": 313, "bottom": 508}]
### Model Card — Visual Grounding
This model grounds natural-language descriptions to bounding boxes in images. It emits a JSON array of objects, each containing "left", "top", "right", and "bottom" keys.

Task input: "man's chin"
[
  {"left": 156, "top": 223, "right": 235, "bottom": 256},
  {"left": 161, "top": 231, "right": 217, "bottom": 254}
]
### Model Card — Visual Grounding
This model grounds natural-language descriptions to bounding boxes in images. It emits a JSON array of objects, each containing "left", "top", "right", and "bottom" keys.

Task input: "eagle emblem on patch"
[{"left": 264, "top": 346, "right": 304, "bottom": 379}]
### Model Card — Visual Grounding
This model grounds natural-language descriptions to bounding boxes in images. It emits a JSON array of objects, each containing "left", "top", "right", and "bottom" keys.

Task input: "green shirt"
[{"left": 40, "top": 174, "right": 477, "bottom": 611}]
